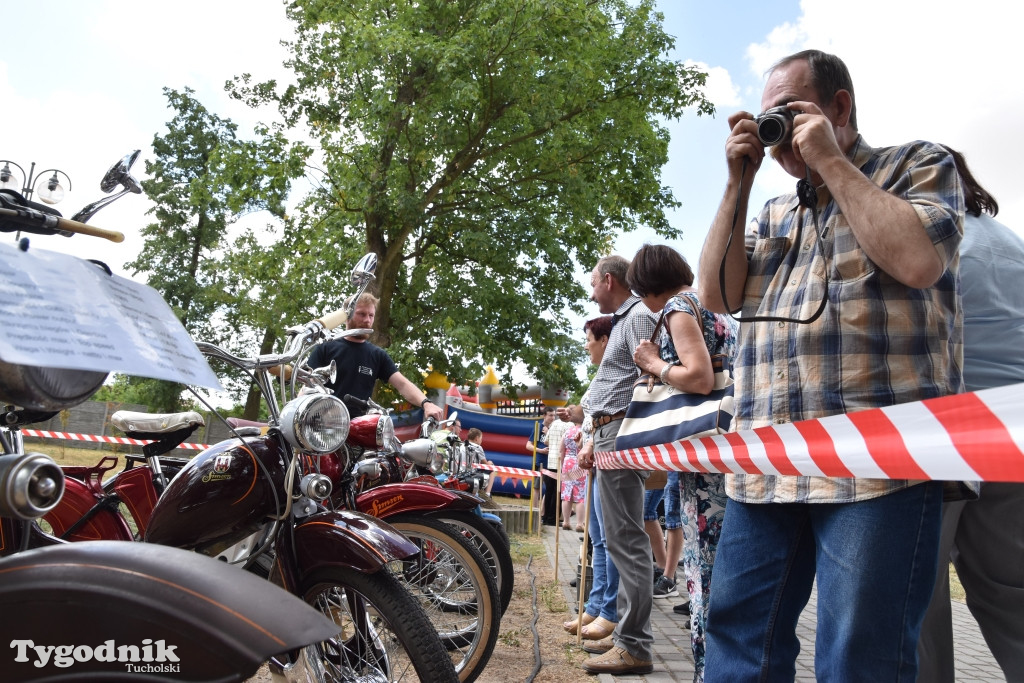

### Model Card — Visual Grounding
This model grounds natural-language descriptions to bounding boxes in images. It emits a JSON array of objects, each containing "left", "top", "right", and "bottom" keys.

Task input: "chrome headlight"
[
  {"left": 401, "top": 438, "right": 443, "bottom": 474},
  {"left": 376, "top": 414, "right": 395, "bottom": 447},
  {"left": 279, "top": 394, "right": 350, "bottom": 454}
]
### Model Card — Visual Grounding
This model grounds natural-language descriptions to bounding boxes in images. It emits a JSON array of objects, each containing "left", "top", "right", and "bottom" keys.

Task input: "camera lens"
[{"left": 757, "top": 114, "right": 791, "bottom": 147}]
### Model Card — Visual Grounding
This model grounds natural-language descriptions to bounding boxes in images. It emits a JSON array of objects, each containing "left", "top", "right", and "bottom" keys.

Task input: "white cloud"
[
  {"left": 686, "top": 60, "right": 742, "bottom": 109},
  {"left": 740, "top": 0, "right": 1024, "bottom": 237}
]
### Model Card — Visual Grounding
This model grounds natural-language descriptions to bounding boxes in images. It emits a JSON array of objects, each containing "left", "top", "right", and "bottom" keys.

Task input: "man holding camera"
[{"left": 696, "top": 49, "right": 964, "bottom": 681}]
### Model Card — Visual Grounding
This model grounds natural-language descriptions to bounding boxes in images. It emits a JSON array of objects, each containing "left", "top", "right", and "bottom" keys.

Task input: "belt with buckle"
[{"left": 593, "top": 411, "right": 625, "bottom": 427}]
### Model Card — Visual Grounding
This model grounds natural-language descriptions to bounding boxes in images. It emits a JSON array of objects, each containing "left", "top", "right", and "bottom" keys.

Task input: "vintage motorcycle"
[
  {"left": 0, "top": 153, "right": 346, "bottom": 681},
  {"left": 1, "top": 154, "right": 457, "bottom": 682},
  {"left": 143, "top": 329, "right": 458, "bottom": 682},
  {"left": 0, "top": 454, "right": 340, "bottom": 682},
  {"left": 343, "top": 402, "right": 515, "bottom": 618},
  {"left": 26, "top": 281, "right": 495, "bottom": 680},
  {"left": 213, "top": 254, "right": 501, "bottom": 683},
  {"left": 319, "top": 399, "right": 501, "bottom": 683}
]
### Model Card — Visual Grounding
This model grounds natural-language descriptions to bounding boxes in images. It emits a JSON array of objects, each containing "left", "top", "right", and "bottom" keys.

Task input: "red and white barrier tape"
[
  {"left": 476, "top": 463, "right": 544, "bottom": 481},
  {"left": 596, "top": 384, "right": 1024, "bottom": 483},
  {"left": 21, "top": 429, "right": 212, "bottom": 451},
  {"left": 22, "top": 430, "right": 549, "bottom": 480}
]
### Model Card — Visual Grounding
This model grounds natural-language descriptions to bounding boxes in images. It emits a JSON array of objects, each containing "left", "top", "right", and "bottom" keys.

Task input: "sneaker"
[
  {"left": 652, "top": 564, "right": 664, "bottom": 584},
  {"left": 653, "top": 575, "right": 678, "bottom": 599},
  {"left": 673, "top": 601, "right": 691, "bottom": 616}
]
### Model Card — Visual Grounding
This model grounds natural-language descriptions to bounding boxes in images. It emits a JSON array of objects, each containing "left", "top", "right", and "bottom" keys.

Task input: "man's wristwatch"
[{"left": 419, "top": 398, "right": 430, "bottom": 409}]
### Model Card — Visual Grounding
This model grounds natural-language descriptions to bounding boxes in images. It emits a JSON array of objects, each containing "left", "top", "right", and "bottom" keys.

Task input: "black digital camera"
[{"left": 756, "top": 106, "right": 794, "bottom": 147}]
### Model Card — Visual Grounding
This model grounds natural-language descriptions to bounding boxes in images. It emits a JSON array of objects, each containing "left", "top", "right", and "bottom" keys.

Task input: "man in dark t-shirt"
[{"left": 307, "top": 293, "right": 443, "bottom": 420}]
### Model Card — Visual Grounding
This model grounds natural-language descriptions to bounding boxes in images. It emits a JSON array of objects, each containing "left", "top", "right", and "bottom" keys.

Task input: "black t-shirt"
[{"left": 307, "top": 338, "right": 399, "bottom": 417}]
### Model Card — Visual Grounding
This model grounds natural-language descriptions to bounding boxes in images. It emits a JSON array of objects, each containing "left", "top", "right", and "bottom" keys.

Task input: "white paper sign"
[{"left": 0, "top": 242, "right": 221, "bottom": 389}]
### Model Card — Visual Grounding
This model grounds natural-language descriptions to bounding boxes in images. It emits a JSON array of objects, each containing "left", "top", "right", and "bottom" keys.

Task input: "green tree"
[
  {"left": 231, "top": 0, "right": 712, "bottom": 397},
  {"left": 125, "top": 87, "right": 306, "bottom": 412}
]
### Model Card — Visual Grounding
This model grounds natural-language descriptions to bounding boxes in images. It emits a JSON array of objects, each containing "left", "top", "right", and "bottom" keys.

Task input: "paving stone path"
[{"left": 544, "top": 523, "right": 1005, "bottom": 682}]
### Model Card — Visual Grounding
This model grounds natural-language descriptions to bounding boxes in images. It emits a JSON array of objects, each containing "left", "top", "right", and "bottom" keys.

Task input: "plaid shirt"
[
  {"left": 587, "top": 296, "right": 658, "bottom": 418},
  {"left": 729, "top": 136, "right": 964, "bottom": 504}
]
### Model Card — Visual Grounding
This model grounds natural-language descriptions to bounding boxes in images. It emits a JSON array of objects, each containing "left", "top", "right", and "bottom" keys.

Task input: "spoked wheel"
[
  {"left": 298, "top": 567, "right": 458, "bottom": 682},
  {"left": 387, "top": 514, "right": 500, "bottom": 683},
  {"left": 431, "top": 511, "right": 515, "bottom": 615}
]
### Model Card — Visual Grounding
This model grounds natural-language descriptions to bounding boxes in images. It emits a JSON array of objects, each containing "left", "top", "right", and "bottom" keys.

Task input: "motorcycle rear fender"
[
  {"left": 356, "top": 481, "right": 479, "bottom": 519},
  {"left": 108, "top": 466, "right": 158, "bottom": 536},
  {"left": 0, "top": 541, "right": 338, "bottom": 681},
  {"left": 41, "top": 477, "right": 133, "bottom": 542},
  {"left": 276, "top": 509, "right": 418, "bottom": 592}
]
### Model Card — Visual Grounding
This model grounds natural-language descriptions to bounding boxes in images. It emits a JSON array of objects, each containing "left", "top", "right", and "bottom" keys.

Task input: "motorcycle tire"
[
  {"left": 430, "top": 510, "right": 515, "bottom": 616},
  {"left": 386, "top": 514, "right": 499, "bottom": 683},
  {"left": 299, "top": 566, "right": 458, "bottom": 683}
]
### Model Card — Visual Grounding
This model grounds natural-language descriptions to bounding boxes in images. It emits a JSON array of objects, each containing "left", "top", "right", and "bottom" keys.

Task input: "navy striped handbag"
[{"left": 616, "top": 295, "right": 735, "bottom": 454}]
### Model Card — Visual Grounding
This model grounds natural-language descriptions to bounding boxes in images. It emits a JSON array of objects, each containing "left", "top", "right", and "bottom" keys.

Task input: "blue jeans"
[
  {"left": 585, "top": 474, "right": 620, "bottom": 622},
  {"left": 643, "top": 470, "right": 681, "bottom": 529},
  {"left": 705, "top": 482, "right": 943, "bottom": 683}
]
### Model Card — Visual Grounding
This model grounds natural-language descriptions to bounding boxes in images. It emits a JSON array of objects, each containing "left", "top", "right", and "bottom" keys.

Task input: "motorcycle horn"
[{"left": 0, "top": 453, "right": 65, "bottom": 519}]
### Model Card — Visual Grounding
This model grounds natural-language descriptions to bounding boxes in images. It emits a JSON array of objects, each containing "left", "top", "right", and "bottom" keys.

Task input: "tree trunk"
[{"left": 242, "top": 325, "right": 278, "bottom": 420}]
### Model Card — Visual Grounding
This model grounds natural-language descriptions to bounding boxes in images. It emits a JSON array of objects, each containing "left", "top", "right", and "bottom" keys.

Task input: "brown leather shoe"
[
  {"left": 581, "top": 635, "right": 614, "bottom": 654},
  {"left": 581, "top": 646, "right": 654, "bottom": 675},
  {"left": 579, "top": 616, "right": 616, "bottom": 640},
  {"left": 563, "top": 611, "right": 596, "bottom": 635}
]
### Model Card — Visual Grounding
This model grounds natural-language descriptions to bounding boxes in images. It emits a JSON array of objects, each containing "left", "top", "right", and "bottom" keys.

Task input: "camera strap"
[{"left": 718, "top": 160, "right": 831, "bottom": 325}]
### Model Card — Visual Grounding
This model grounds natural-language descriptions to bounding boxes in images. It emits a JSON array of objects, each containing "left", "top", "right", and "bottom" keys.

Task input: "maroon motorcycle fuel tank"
[{"left": 145, "top": 435, "right": 288, "bottom": 553}]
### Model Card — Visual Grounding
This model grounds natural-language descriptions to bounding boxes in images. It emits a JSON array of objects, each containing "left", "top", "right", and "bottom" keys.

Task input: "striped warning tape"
[
  {"left": 22, "top": 430, "right": 550, "bottom": 479},
  {"left": 596, "top": 384, "right": 1024, "bottom": 483},
  {"left": 475, "top": 462, "right": 544, "bottom": 480},
  {"left": 22, "top": 429, "right": 212, "bottom": 451}
]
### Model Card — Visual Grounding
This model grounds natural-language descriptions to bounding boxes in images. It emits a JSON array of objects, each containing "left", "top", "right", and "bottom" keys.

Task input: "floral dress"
[
  {"left": 560, "top": 424, "right": 585, "bottom": 503},
  {"left": 659, "top": 291, "right": 737, "bottom": 683}
]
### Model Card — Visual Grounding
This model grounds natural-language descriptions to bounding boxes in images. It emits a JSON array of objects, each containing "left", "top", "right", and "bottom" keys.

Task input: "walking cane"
[
  {"left": 576, "top": 468, "right": 593, "bottom": 646},
  {"left": 553, "top": 465, "right": 563, "bottom": 577}
]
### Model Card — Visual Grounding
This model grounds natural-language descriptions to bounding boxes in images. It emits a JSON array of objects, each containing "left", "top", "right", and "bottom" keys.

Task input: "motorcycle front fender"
[
  {"left": 277, "top": 509, "right": 419, "bottom": 591},
  {"left": 356, "top": 481, "right": 479, "bottom": 519},
  {"left": 0, "top": 541, "right": 338, "bottom": 682}
]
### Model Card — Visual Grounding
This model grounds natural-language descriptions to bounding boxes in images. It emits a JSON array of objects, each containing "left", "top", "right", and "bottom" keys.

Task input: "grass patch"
[
  {"left": 508, "top": 532, "right": 545, "bottom": 563},
  {"left": 950, "top": 563, "right": 966, "bottom": 603},
  {"left": 539, "top": 580, "right": 567, "bottom": 613},
  {"left": 491, "top": 494, "right": 533, "bottom": 508},
  {"left": 563, "top": 640, "right": 586, "bottom": 666},
  {"left": 498, "top": 627, "right": 530, "bottom": 648}
]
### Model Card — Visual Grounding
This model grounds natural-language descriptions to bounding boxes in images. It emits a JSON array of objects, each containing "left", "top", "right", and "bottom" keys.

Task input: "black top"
[{"left": 307, "top": 338, "right": 399, "bottom": 417}]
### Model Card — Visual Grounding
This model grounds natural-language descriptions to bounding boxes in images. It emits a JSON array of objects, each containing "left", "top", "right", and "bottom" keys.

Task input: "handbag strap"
[{"left": 649, "top": 310, "right": 667, "bottom": 343}]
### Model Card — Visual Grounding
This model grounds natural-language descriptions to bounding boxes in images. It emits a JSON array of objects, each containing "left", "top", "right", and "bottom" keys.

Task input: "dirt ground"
[
  {"left": 475, "top": 532, "right": 591, "bottom": 683},
  {"left": 245, "top": 529, "right": 589, "bottom": 683}
]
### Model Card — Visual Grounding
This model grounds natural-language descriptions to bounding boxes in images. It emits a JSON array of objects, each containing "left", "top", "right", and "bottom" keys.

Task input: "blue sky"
[{"left": 3, "top": 0, "right": 1022, "bottom": 383}]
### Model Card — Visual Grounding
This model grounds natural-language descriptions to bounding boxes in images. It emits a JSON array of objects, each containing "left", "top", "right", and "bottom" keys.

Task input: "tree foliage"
[
  {"left": 123, "top": 87, "right": 307, "bottom": 412},
  {"left": 225, "top": 0, "right": 712, "bottom": 397}
]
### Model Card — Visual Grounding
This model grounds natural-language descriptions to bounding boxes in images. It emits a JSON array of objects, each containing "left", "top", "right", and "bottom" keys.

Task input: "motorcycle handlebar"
[
  {"left": 316, "top": 308, "right": 348, "bottom": 331},
  {"left": 342, "top": 394, "right": 368, "bottom": 408},
  {"left": 268, "top": 364, "right": 293, "bottom": 380},
  {"left": 0, "top": 206, "right": 125, "bottom": 243},
  {"left": 196, "top": 341, "right": 296, "bottom": 371}
]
